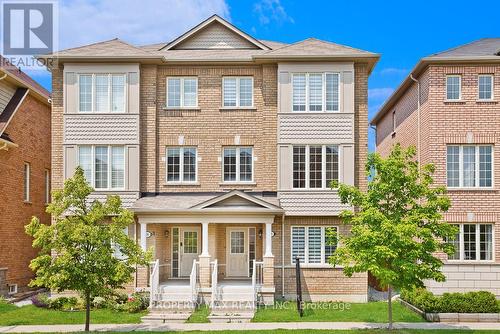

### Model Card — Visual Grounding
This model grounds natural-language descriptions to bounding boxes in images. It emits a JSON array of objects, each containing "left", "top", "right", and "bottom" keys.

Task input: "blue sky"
[{"left": 32, "top": 0, "right": 500, "bottom": 151}]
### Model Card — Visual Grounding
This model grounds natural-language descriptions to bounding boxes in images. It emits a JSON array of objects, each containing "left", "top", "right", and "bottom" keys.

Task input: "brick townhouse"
[
  {"left": 42, "top": 15, "right": 379, "bottom": 317},
  {"left": 0, "top": 58, "right": 51, "bottom": 296},
  {"left": 371, "top": 39, "right": 500, "bottom": 297}
]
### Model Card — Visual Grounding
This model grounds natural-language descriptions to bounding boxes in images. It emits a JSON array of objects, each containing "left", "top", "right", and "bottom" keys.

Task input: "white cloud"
[
  {"left": 380, "top": 67, "right": 408, "bottom": 76},
  {"left": 368, "top": 87, "right": 394, "bottom": 101},
  {"left": 58, "top": 0, "right": 230, "bottom": 50},
  {"left": 253, "top": 0, "right": 294, "bottom": 26}
]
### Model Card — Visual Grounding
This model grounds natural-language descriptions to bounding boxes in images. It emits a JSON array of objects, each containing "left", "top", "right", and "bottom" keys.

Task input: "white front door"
[
  {"left": 179, "top": 227, "right": 200, "bottom": 277},
  {"left": 226, "top": 228, "right": 248, "bottom": 277}
]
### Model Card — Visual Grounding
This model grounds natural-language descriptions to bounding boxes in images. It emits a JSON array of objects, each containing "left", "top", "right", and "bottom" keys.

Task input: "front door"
[
  {"left": 179, "top": 227, "right": 200, "bottom": 277},
  {"left": 226, "top": 228, "right": 248, "bottom": 277}
]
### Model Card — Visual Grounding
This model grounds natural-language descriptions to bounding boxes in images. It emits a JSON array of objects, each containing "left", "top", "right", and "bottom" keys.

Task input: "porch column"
[
  {"left": 140, "top": 223, "right": 147, "bottom": 251},
  {"left": 201, "top": 221, "right": 209, "bottom": 256},
  {"left": 264, "top": 222, "right": 273, "bottom": 257},
  {"left": 198, "top": 222, "right": 211, "bottom": 301},
  {"left": 262, "top": 221, "right": 275, "bottom": 305}
]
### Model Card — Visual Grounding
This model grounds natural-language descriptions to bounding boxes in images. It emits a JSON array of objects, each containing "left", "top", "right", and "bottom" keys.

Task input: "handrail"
[
  {"left": 210, "top": 259, "right": 218, "bottom": 307},
  {"left": 252, "top": 260, "right": 264, "bottom": 307},
  {"left": 149, "top": 259, "right": 160, "bottom": 308},
  {"left": 189, "top": 259, "right": 199, "bottom": 304}
]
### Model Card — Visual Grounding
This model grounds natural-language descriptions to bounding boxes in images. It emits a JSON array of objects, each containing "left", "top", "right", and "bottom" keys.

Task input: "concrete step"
[
  {"left": 154, "top": 292, "right": 193, "bottom": 301},
  {"left": 141, "top": 311, "right": 191, "bottom": 323},
  {"left": 208, "top": 311, "right": 255, "bottom": 323},
  {"left": 159, "top": 285, "right": 192, "bottom": 294},
  {"left": 150, "top": 300, "right": 196, "bottom": 311}
]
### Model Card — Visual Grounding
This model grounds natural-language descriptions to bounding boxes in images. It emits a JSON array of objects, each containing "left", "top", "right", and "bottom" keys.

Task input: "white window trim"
[
  {"left": 45, "top": 169, "right": 50, "bottom": 204},
  {"left": 292, "top": 144, "right": 339, "bottom": 190},
  {"left": 446, "top": 145, "right": 494, "bottom": 190},
  {"left": 77, "top": 145, "right": 126, "bottom": 191},
  {"left": 447, "top": 223, "right": 495, "bottom": 263},
  {"left": 290, "top": 226, "right": 338, "bottom": 267},
  {"left": 24, "top": 162, "right": 30, "bottom": 202},
  {"left": 77, "top": 73, "right": 127, "bottom": 113},
  {"left": 222, "top": 146, "right": 254, "bottom": 183},
  {"left": 8, "top": 284, "right": 17, "bottom": 295},
  {"left": 165, "top": 147, "right": 198, "bottom": 184},
  {"left": 291, "top": 72, "right": 341, "bottom": 113},
  {"left": 445, "top": 74, "right": 462, "bottom": 101},
  {"left": 166, "top": 77, "right": 199, "bottom": 109},
  {"left": 478, "top": 74, "right": 494, "bottom": 101},
  {"left": 222, "top": 76, "right": 254, "bottom": 108}
]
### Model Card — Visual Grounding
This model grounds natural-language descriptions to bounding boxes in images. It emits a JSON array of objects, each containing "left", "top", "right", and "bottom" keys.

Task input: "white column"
[
  {"left": 140, "top": 223, "right": 147, "bottom": 251},
  {"left": 264, "top": 222, "right": 273, "bottom": 257},
  {"left": 201, "top": 222, "right": 210, "bottom": 256}
]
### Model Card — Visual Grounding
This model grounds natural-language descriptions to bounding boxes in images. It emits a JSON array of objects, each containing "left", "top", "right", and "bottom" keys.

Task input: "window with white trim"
[
  {"left": 478, "top": 75, "right": 493, "bottom": 100},
  {"left": 447, "top": 224, "right": 493, "bottom": 261},
  {"left": 78, "top": 146, "right": 125, "bottom": 190},
  {"left": 167, "top": 77, "right": 198, "bottom": 108},
  {"left": 223, "top": 146, "right": 253, "bottom": 182},
  {"left": 446, "top": 75, "right": 461, "bottom": 100},
  {"left": 293, "top": 145, "right": 339, "bottom": 189},
  {"left": 23, "top": 162, "right": 30, "bottom": 202},
  {"left": 166, "top": 147, "right": 197, "bottom": 183},
  {"left": 292, "top": 73, "right": 340, "bottom": 112},
  {"left": 78, "top": 73, "right": 126, "bottom": 112},
  {"left": 45, "top": 169, "right": 50, "bottom": 204},
  {"left": 222, "top": 77, "right": 253, "bottom": 107},
  {"left": 291, "top": 226, "right": 338, "bottom": 264},
  {"left": 447, "top": 145, "right": 492, "bottom": 188}
]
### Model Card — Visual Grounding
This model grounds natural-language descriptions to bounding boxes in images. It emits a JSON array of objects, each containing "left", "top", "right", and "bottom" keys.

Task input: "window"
[
  {"left": 78, "top": 146, "right": 125, "bottom": 190},
  {"left": 291, "top": 226, "right": 338, "bottom": 265},
  {"left": 392, "top": 110, "right": 396, "bottom": 133},
  {"left": 23, "top": 162, "right": 30, "bottom": 202},
  {"left": 446, "top": 75, "right": 461, "bottom": 100},
  {"left": 45, "top": 169, "right": 50, "bottom": 204},
  {"left": 167, "top": 77, "right": 198, "bottom": 108},
  {"left": 78, "top": 73, "right": 127, "bottom": 112},
  {"left": 230, "top": 231, "right": 245, "bottom": 254},
  {"left": 223, "top": 147, "right": 253, "bottom": 182},
  {"left": 293, "top": 145, "right": 339, "bottom": 189},
  {"left": 292, "top": 73, "right": 340, "bottom": 112},
  {"left": 166, "top": 147, "right": 197, "bottom": 183},
  {"left": 447, "top": 224, "right": 494, "bottom": 261},
  {"left": 183, "top": 231, "right": 198, "bottom": 254},
  {"left": 222, "top": 77, "right": 253, "bottom": 107},
  {"left": 447, "top": 145, "right": 493, "bottom": 188},
  {"left": 478, "top": 75, "right": 493, "bottom": 100}
]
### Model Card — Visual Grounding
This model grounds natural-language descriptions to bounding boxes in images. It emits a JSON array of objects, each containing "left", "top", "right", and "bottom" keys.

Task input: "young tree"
[
  {"left": 26, "top": 167, "right": 150, "bottom": 331},
  {"left": 330, "top": 144, "right": 456, "bottom": 330}
]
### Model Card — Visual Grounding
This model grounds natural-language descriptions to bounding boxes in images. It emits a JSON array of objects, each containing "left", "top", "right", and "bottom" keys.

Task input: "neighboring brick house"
[
  {"left": 0, "top": 58, "right": 51, "bottom": 296},
  {"left": 42, "top": 15, "right": 379, "bottom": 313},
  {"left": 371, "top": 39, "right": 500, "bottom": 297}
]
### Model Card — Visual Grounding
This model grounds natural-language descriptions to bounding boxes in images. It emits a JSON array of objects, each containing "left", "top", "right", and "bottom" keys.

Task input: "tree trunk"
[
  {"left": 85, "top": 292, "right": 91, "bottom": 332},
  {"left": 387, "top": 285, "right": 393, "bottom": 331}
]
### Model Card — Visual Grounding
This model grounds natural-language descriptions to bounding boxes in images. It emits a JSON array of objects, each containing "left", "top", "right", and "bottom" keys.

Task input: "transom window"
[
  {"left": 292, "top": 73, "right": 340, "bottom": 112},
  {"left": 447, "top": 145, "right": 492, "bottom": 188},
  {"left": 78, "top": 146, "right": 125, "bottom": 190},
  {"left": 478, "top": 75, "right": 493, "bottom": 100},
  {"left": 293, "top": 145, "right": 339, "bottom": 189},
  {"left": 223, "top": 147, "right": 253, "bottom": 182},
  {"left": 166, "top": 147, "right": 197, "bottom": 183},
  {"left": 291, "top": 226, "right": 338, "bottom": 265},
  {"left": 167, "top": 77, "right": 198, "bottom": 108},
  {"left": 78, "top": 73, "right": 126, "bottom": 112},
  {"left": 446, "top": 75, "right": 461, "bottom": 100},
  {"left": 222, "top": 77, "right": 253, "bottom": 107},
  {"left": 448, "top": 224, "right": 493, "bottom": 261}
]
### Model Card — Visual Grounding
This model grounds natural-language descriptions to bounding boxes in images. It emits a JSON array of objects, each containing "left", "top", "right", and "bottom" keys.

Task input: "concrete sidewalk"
[{"left": 1, "top": 322, "right": 500, "bottom": 332}]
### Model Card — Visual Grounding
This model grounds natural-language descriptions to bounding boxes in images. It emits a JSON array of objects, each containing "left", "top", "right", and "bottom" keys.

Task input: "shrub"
[
  {"left": 31, "top": 293, "right": 50, "bottom": 308},
  {"left": 92, "top": 296, "right": 107, "bottom": 309},
  {"left": 47, "top": 296, "right": 79, "bottom": 310}
]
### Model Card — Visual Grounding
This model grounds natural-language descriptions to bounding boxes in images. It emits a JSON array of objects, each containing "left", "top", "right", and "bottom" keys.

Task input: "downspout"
[
  {"left": 409, "top": 74, "right": 421, "bottom": 169},
  {"left": 281, "top": 213, "right": 285, "bottom": 299}
]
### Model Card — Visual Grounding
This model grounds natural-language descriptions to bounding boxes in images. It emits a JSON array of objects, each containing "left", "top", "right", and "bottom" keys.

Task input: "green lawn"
[
  {"left": 253, "top": 301, "right": 424, "bottom": 323},
  {"left": 187, "top": 305, "right": 210, "bottom": 323},
  {"left": 0, "top": 304, "right": 146, "bottom": 326},
  {"left": 27, "top": 331, "right": 500, "bottom": 334}
]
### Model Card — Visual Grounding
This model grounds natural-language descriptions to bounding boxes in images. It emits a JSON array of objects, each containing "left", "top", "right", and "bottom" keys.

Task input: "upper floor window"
[
  {"left": 446, "top": 75, "right": 461, "bottom": 100},
  {"left": 79, "top": 74, "right": 126, "bottom": 113},
  {"left": 293, "top": 145, "right": 339, "bottom": 189},
  {"left": 292, "top": 73, "right": 339, "bottom": 112},
  {"left": 291, "top": 226, "right": 338, "bottom": 265},
  {"left": 447, "top": 145, "right": 492, "bottom": 188},
  {"left": 223, "top": 146, "right": 253, "bottom": 182},
  {"left": 478, "top": 75, "right": 493, "bottom": 100},
  {"left": 166, "top": 147, "right": 197, "bottom": 183},
  {"left": 448, "top": 224, "right": 493, "bottom": 261},
  {"left": 23, "top": 162, "right": 30, "bottom": 202},
  {"left": 78, "top": 145, "right": 125, "bottom": 190},
  {"left": 222, "top": 77, "right": 253, "bottom": 108},
  {"left": 167, "top": 77, "right": 198, "bottom": 108},
  {"left": 392, "top": 110, "right": 396, "bottom": 133}
]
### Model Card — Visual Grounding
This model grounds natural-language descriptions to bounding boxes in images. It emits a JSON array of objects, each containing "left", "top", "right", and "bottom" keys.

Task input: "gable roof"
[
  {"left": 161, "top": 15, "right": 270, "bottom": 51},
  {"left": 371, "top": 38, "right": 500, "bottom": 125},
  {"left": 0, "top": 87, "right": 28, "bottom": 136},
  {"left": 0, "top": 56, "right": 50, "bottom": 101},
  {"left": 190, "top": 190, "right": 282, "bottom": 211}
]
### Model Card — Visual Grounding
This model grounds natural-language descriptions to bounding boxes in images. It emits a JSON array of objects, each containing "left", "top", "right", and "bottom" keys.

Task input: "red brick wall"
[{"left": 0, "top": 94, "right": 51, "bottom": 292}]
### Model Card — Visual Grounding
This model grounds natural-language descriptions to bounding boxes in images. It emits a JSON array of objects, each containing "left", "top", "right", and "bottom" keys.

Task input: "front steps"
[
  {"left": 208, "top": 282, "right": 256, "bottom": 323},
  {"left": 141, "top": 283, "right": 196, "bottom": 323}
]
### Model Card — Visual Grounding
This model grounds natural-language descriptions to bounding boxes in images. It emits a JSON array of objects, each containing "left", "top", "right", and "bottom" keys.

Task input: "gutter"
[{"left": 409, "top": 74, "right": 421, "bottom": 168}]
